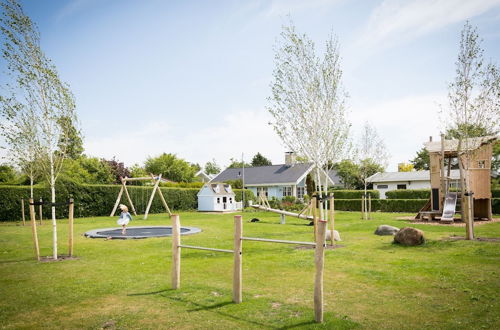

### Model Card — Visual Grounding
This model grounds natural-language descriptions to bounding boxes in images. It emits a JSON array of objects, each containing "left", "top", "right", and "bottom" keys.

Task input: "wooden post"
[
  {"left": 233, "top": 215, "right": 242, "bottom": 303},
  {"left": 465, "top": 194, "right": 474, "bottom": 240},
  {"left": 21, "top": 199, "right": 26, "bottom": 226},
  {"left": 110, "top": 186, "right": 124, "bottom": 216},
  {"left": 361, "top": 195, "right": 365, "bottom": 220},
  {"left": 156, "top": 187, "right": 172, "bottom": 216},
  {"left": 280, "top": 214, "right": 286, "bottom": 224},
  {"left": 38, "top": 198, "right": 43, "bottom": 225},
  {"left": 121, "top": 178, "right": 137, "bottom": 216},
  {"left": 368, "top": 194, "right": 372, "bottom": 220},
  {"left": 314, "top": 218, "right": 327, "bottom": 323},
  {"left": 329, "top": 193, "right": 334, "bottom": 246},
  {"left": 171, "top": 214, "right": 181, "bottom": 289},
  {"left": 68, "top": 199, "right": 74, "bottom": 257},
  {"left": 144, "top": 174, "right": 162, "bottom": 219},
  {"left": 312, "top": 196, "right": 317, "bottom": 240},
  {"left": 29, "top": 199, "right": 40, "bottom": 261}
]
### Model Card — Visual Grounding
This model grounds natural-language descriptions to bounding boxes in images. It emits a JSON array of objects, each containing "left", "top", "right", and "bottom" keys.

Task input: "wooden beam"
[
  {"left": 314, "top": 219, "right": 327, "bottom": 323},
  {"left": 121, "top": 178, "right": 137, "bottom": 216},
  {"left": 110, "top": 186, "right": 124, "bottom": 217},
  {"left": 29, "top": 199, "right": 40, "bottom": 261},
  {"left": 178, "top": 245, "right": 233, "bottom": 253},
  {"left": 21, "top": 199, "right": 26, "bottom": 226},
  {"left": 241, "top": 236, "right": 316, "bottom": 246},
  {"left": 329, "top": 193, "right": 335, "bottom": 247},
  {"left": 144, "top": 174, "right": 162, "bottom": 220},
  {"left": 233, "top": 215, "right": 242, "bottom": 304},
  {"left": 68, "top": 199, "right": 74, "bottom": 257},
  {"left": 171, "top": 214, "right": 180, "bottom": 289},
  {"left": 151, "top": 174, "right": 172, "bottom": 216},
  {"left": 38, "top": 198, "right": 43, "bottom": 225},
  {"left": 250, "top": 205, "right": 313, "bottom": 220}
]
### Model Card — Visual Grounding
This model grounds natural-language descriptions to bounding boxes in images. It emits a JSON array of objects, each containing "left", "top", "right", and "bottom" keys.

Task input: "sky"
[{"left": 1, "top": 0, "right": 500, "bottom": 171}]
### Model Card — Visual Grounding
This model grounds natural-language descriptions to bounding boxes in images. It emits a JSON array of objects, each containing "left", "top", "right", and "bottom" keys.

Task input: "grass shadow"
[{"left": 127, "top": 289, "right": 169, "bottom": 296}]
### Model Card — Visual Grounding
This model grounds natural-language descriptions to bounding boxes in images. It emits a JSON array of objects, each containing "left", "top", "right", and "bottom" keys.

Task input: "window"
[
  {"left": 283, "top": 186, "right": 292, "bottom": 197},
  {"left": 397, "top": 184, "right": 407, "bottom": 190},
  {"left": 377, "top": 185, "right": 388, "bottom": 189},
  {"left": 257, "top": 187, "right": 268, "bottom": 197},
  {"left": 297, "top": 187, "right": 305, "bottom": 199},
  {"left": 229, "top": 197, "right": 233, "bottom": 203},
  {"left": 478, "top": 160, "right": 486, "bottom": 168},
  {"left": 217, "top": 198, "right": 220, "bottom": 204}
]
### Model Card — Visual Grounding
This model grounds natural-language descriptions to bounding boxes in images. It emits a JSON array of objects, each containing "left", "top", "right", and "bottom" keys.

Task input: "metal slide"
[{"left": 441, "top": 192, "right": 458, "bottom": 222}]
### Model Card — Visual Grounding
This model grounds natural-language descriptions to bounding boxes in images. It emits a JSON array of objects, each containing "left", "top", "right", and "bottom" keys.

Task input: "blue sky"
[{"left": 2, "top": 0, "right": 500, "bottom": 171}]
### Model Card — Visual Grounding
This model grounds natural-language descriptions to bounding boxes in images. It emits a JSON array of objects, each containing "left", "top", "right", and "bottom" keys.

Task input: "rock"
[
  {"left": 374, "top": 225, "right": 400, "bottom": 236},
  {"left": 250, "top": 218, "right": 260, "bottom": 222},
  {"left": 325, "top": 230, "right": 341, "bottom": 241},
  {"left": 394, "top": 227, "right": 425, "bottom": 246}
]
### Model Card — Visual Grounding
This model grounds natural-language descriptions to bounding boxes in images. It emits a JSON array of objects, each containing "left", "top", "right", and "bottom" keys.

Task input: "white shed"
[{"left": 197, "top": 183, "right": 241, "bottom": 212}]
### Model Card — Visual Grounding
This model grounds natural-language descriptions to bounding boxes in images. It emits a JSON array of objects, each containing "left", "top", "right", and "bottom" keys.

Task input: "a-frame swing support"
[{"left": 110, "top": 174, "right": 172, "bottom": 219}]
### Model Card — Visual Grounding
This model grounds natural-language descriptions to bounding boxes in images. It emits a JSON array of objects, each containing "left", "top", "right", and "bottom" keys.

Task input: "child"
[{"left": 117, "top": 204, "right": 132, "bottom": 235}]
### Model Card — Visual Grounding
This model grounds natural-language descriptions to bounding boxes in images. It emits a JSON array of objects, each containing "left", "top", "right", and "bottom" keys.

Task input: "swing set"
[{"left": 110, "top": 174, "right": 172, "bottom": 219}]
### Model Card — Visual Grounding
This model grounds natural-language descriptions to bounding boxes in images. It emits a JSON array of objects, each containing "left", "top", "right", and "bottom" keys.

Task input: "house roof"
[
  {"left": 424, "top": 135, "right": 497, "bottom": 153},
  {"left": 367, "top": 170, "right": 461, "bottom": 183},
  {"left": 198, "top": 183, "right": 235, "bottom": 196},
  {"left": 212, "top": 163, "right": 342, "bottom": 186}
]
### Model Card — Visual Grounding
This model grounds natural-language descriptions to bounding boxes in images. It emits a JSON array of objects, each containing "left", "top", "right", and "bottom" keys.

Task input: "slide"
[{"left": 441, "top": 192, "right": 458, "bottom": 222}]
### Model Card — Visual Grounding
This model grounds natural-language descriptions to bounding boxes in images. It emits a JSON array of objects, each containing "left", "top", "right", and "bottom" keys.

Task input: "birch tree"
[
  {"left": 267, "top": 22, "right": 351, "bottom": 221},
  {"left": 0, "top": 0, "right": 80, "bottom": 259},
  {"left": 443, "top": 21, "right": 499, "bottom": 239},
  {"left": 356, "top": 122, "right": 388, "bottom": 219}
]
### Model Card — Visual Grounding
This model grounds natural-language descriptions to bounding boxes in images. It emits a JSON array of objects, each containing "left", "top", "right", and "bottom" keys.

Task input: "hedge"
[
  {"left": 334, "top": 199, "right": 428, "bottom": 213},
  {"left": 330, "top": 190, "right": 380, "bottom": 199},
  {"left": 385, "top": 189, "right": 431, "bottom": 199},
  {"left": 0, "top": 184, "right": 254, "bottom": 221},
  {"left": 493, "top": 189, "right": 500, "bottom": 198}
]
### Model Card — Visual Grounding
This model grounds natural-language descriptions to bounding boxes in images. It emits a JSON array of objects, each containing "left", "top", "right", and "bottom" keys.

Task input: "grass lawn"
[{"left": 1, "top": 210, "right": 499, "bottom": 329}]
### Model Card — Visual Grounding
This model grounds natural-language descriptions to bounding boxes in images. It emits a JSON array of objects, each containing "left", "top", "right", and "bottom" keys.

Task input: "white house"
[
  {"left": 197, "top": 183, "right": 241, "bottom": 212},
  {"left": 195, "top": 170, "right": 214, "bottom": 183},
  {"left": 212, "top": 152, "right": 343, "bottom": 200},
  {"left": 367, "top": 170, "right": 461, "bottom": 199}
]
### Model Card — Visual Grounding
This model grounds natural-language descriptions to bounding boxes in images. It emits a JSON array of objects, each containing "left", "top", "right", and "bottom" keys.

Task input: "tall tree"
[
  {"left": 57, "top": 115, "right": 83, "bottom": 159},
  {"left": 145, "top": 153, "right": 196, "bottom": 182},
  {"left": 0, "top": 0, "right": 81, "bottom": 259},
  {"left": 251, "top": 153, "right": 272, "bottom": 167},
  {"left": 410, "top": 148, "right": 430, "bottom": 171},
  {"left": 105, "top": 157, "right": 130, "bottom": 183},
  {"left": 204, "top": 159, "right": 221, "bottom": 175},
  {"left": 443, "top": 22, "right": 500, "bottom": 239},
  {"left": 267, "top": 22, "right": 351, "bottom": 221},
  {"left": 227, "top": 158, "right": 251, "bottom": 169},
  {"left": 357, "top": 122, "right": 388, "bottom": 219}
]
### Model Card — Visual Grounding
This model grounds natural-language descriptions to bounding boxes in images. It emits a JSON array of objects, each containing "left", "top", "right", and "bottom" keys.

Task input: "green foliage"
[
  {"left": 385, "top": 189, "right": 431, "bottom": 199},
  {"left": 410, "top": 148, "right": 430, "bottom": 171},
  {"left": 161, "top": 181, "right": 204, "bottom": 188},
  {"left": 333, "top": 198, "right": 427, "bottom": 212},
  {"left": 492, "top": 189, "right": 500, "bottom": 198},
  {"left": 0, "top": 164, "right": 17, "bottom": 183},
  {"left": 227, "top": 158, "right": 251, "bottom": 169},
  {"left": 332, "top": 190, "right": 379, "bottom": 199},
  {"left": 333, "top": 159, "right": 362, "bottom": 189},
  {"left": 58, "top": 156, "right": 114, "bottom": 184},
  {"left": 305, "top": 173, "right": 315, "bottom": 196},
  {"left": 492, "top": 198, "right": 500, "bottom": 214},
  {"left": 145, "top": 153, "right": 196, "bottom": 182},
  {"left": 104, "top": 157, "right": 130, "bottom": 183},
  {"left": 128, "top": 164, "right": 149, "bottom": 185},
  {"left": 223, "top": 179, "right": 242, "bottom": 189},
  {"left": 445, "top": 124, "right": 493, "bottom": 140},
  {"left": 251, "top": 152, "right": 272, "bottom": 167},
  {"left": 57, "top": 115, "right": 84, "bottom": 159},
  {"left": 204, "top": 159, "right": 220, "bottom": 175}
]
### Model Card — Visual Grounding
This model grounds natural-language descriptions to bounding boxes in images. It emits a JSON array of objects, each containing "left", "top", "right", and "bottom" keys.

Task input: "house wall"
[
  {"left": 248, "top": 181, "right": 307, "bottom": 201},
  {"left": 374, "top": 180, "right": 430, "bottom": 199}
]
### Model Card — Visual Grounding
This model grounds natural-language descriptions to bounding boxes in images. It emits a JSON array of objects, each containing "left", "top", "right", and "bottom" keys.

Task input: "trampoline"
[{"left": 84, "top": 226, "right": 201, "bottom": 239}]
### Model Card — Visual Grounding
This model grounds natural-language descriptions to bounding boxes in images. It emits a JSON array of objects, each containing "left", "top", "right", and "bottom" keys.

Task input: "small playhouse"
[{"left": 197, "top": 183, "right": 241, "bottom": 212}]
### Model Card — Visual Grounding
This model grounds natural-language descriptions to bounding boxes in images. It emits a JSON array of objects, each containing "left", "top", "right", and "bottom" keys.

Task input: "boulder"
[
  {"left": 374, "top": 225, "right": 400, "bottom": 236},
  {"left": 394, "top": 227, "right": 425, "bottom": 246},
  {"left": 325, "top": 230, "right": 341, "bottom": 242}
]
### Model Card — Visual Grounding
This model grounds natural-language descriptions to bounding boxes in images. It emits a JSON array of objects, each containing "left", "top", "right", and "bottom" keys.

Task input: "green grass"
[{"left": 1, "top": 211, "right": 499, "bottom": 329}]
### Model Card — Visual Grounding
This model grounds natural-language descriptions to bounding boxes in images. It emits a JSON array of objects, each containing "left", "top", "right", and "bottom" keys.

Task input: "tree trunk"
[
  {"left": 30, "top": 176, "right": 34, "bottom": 199},
  {"left": 50, "top": 155, "right": 58, "bottom": 260}
]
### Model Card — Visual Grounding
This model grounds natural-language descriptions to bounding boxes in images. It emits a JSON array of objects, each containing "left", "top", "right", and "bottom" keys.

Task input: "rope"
[{"left": 29, "top": 200, "right": 74, "bottom": 206}]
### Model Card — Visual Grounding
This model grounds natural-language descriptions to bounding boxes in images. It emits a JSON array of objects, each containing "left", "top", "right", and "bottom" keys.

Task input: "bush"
[
  {"left": 331, "top": 190, "right": 380, "bottom": 199},
  {"left": 385, "top": 189, "right": 431, "bottom": 199},
  {"left": 492, "top": 190, "right": 500, "bottom": 198},
  {"left": 0, "top": 184, "right": 254, "bottom": 221},
  {"left": 493, "top": 198, "right": 500, "bottom": 214},
  {"left": 333, "top": 198, "right": 427, "bottom": 212}
]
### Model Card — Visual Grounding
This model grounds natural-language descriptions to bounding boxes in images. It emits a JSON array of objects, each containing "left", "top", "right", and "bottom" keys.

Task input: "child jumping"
[{"left": 117, "top": 204, "right": 132, "bottom": 235}]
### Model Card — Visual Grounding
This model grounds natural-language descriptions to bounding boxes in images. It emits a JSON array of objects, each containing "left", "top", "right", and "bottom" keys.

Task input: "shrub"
[
  {"left": 492, "top": 198, "right": 500, "bottom": 214},
  {"left": 0, "top": 184, "right": 254, "bottom": 221},
  {"left": 330, "top": 190, "right": 380, "bottom": 199},
  {"left": 333, "top": 198, "right": 427, "bottom": 212},
  {"left": 492, "top": 190, "right": 500, "bottom": 198},
  {"left": 385, "top": 189, "right": 431, "bottom": 199}
]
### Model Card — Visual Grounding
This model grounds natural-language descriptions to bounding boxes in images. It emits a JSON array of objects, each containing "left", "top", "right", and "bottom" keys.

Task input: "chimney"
[
  {"left": 285, "top": 152, "right": 296, "bottom": 166},
  {"left": 429, "top": 136, "right": 433, "bottom": 142}
]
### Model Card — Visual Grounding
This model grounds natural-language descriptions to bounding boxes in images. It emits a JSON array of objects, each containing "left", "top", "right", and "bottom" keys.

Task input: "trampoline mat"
[{"left": 84, "top": 226, "right": 201, "bottom": 239}]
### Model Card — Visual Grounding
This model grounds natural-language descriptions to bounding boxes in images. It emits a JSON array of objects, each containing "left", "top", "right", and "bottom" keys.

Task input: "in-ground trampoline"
[{"left": 84, "top": 226, "right": 201, "bottom": 239}]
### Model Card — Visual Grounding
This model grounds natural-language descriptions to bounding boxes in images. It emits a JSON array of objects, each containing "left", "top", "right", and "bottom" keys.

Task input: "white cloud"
[
  {"left": 260, "top": 0, "right": 344, "bottom": 17},
  {"left": 84, "top": 109, "right": 286, "bottom": 169},
  {"left": 355, "top": 0, "right": 500, "bottom": 50},
  {"left": 350, "top": 92, "right": 447, "bottom": 171}
]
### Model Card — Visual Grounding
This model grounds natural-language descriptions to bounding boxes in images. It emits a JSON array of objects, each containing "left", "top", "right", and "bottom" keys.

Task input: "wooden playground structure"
[
  {"left": 416, "top": 135, "right": 497, "bottom": 224},
  {"left": 110, "top": 174, "right": 172, "bottom": 219},
  {"left": 170, "top": 203, "right": 329, "bottom": 323}
]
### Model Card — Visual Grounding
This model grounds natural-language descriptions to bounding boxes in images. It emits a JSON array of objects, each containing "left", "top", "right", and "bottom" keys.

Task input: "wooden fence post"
[
  {"left": 314, "top": 218, "right": 327, "bottom": 323},
  {"left": 21, "top": 199, "right": 26, "bottom": 226},
  {"left": 38, "top": 198, "right": 43, "bottom": 225},
  {"left": 29, "top": 199, "right": 40, "bottom": 261},
  {"left": 312, "top": 196, "right": 317, "bottom": 240},
  {"left": 68, "top": 199, "right": 74, "bottom": 257},
  {"left": 329, "top": 193, "right": 335, "bottom": 246},
  {"left": 171, "top": 214, "right": 181, "bottom": 289},
  {"left": 368, "top": 194, "right": 372, "bottom": 220},
  {"left": 361, "top": 195, "right": 365, "bottom": 220},
  {"left": 233, "top": 215, "right": 242, "bottom": 303}
]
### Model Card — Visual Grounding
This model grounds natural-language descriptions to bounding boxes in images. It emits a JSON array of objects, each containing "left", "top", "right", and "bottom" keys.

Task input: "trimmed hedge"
[
  {"left": 493, "top": 190, "right": 500, "bottom": 198},
  {"left": 331, "top": 190, "right": 380, "bottom": 199},
  {"left": 0, "top": 184, "right": 254, "bottom": 221},
  {"left": 385, "top": 189, "right": 431, "bottom": 199},
  {"left": 334, "top": 198, "right": 428, "bottom": 213}
]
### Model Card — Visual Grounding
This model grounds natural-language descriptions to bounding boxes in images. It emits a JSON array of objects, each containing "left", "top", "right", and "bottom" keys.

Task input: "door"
[{"left": 223, "top": 196, "right": 227, "bottom": 210}]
